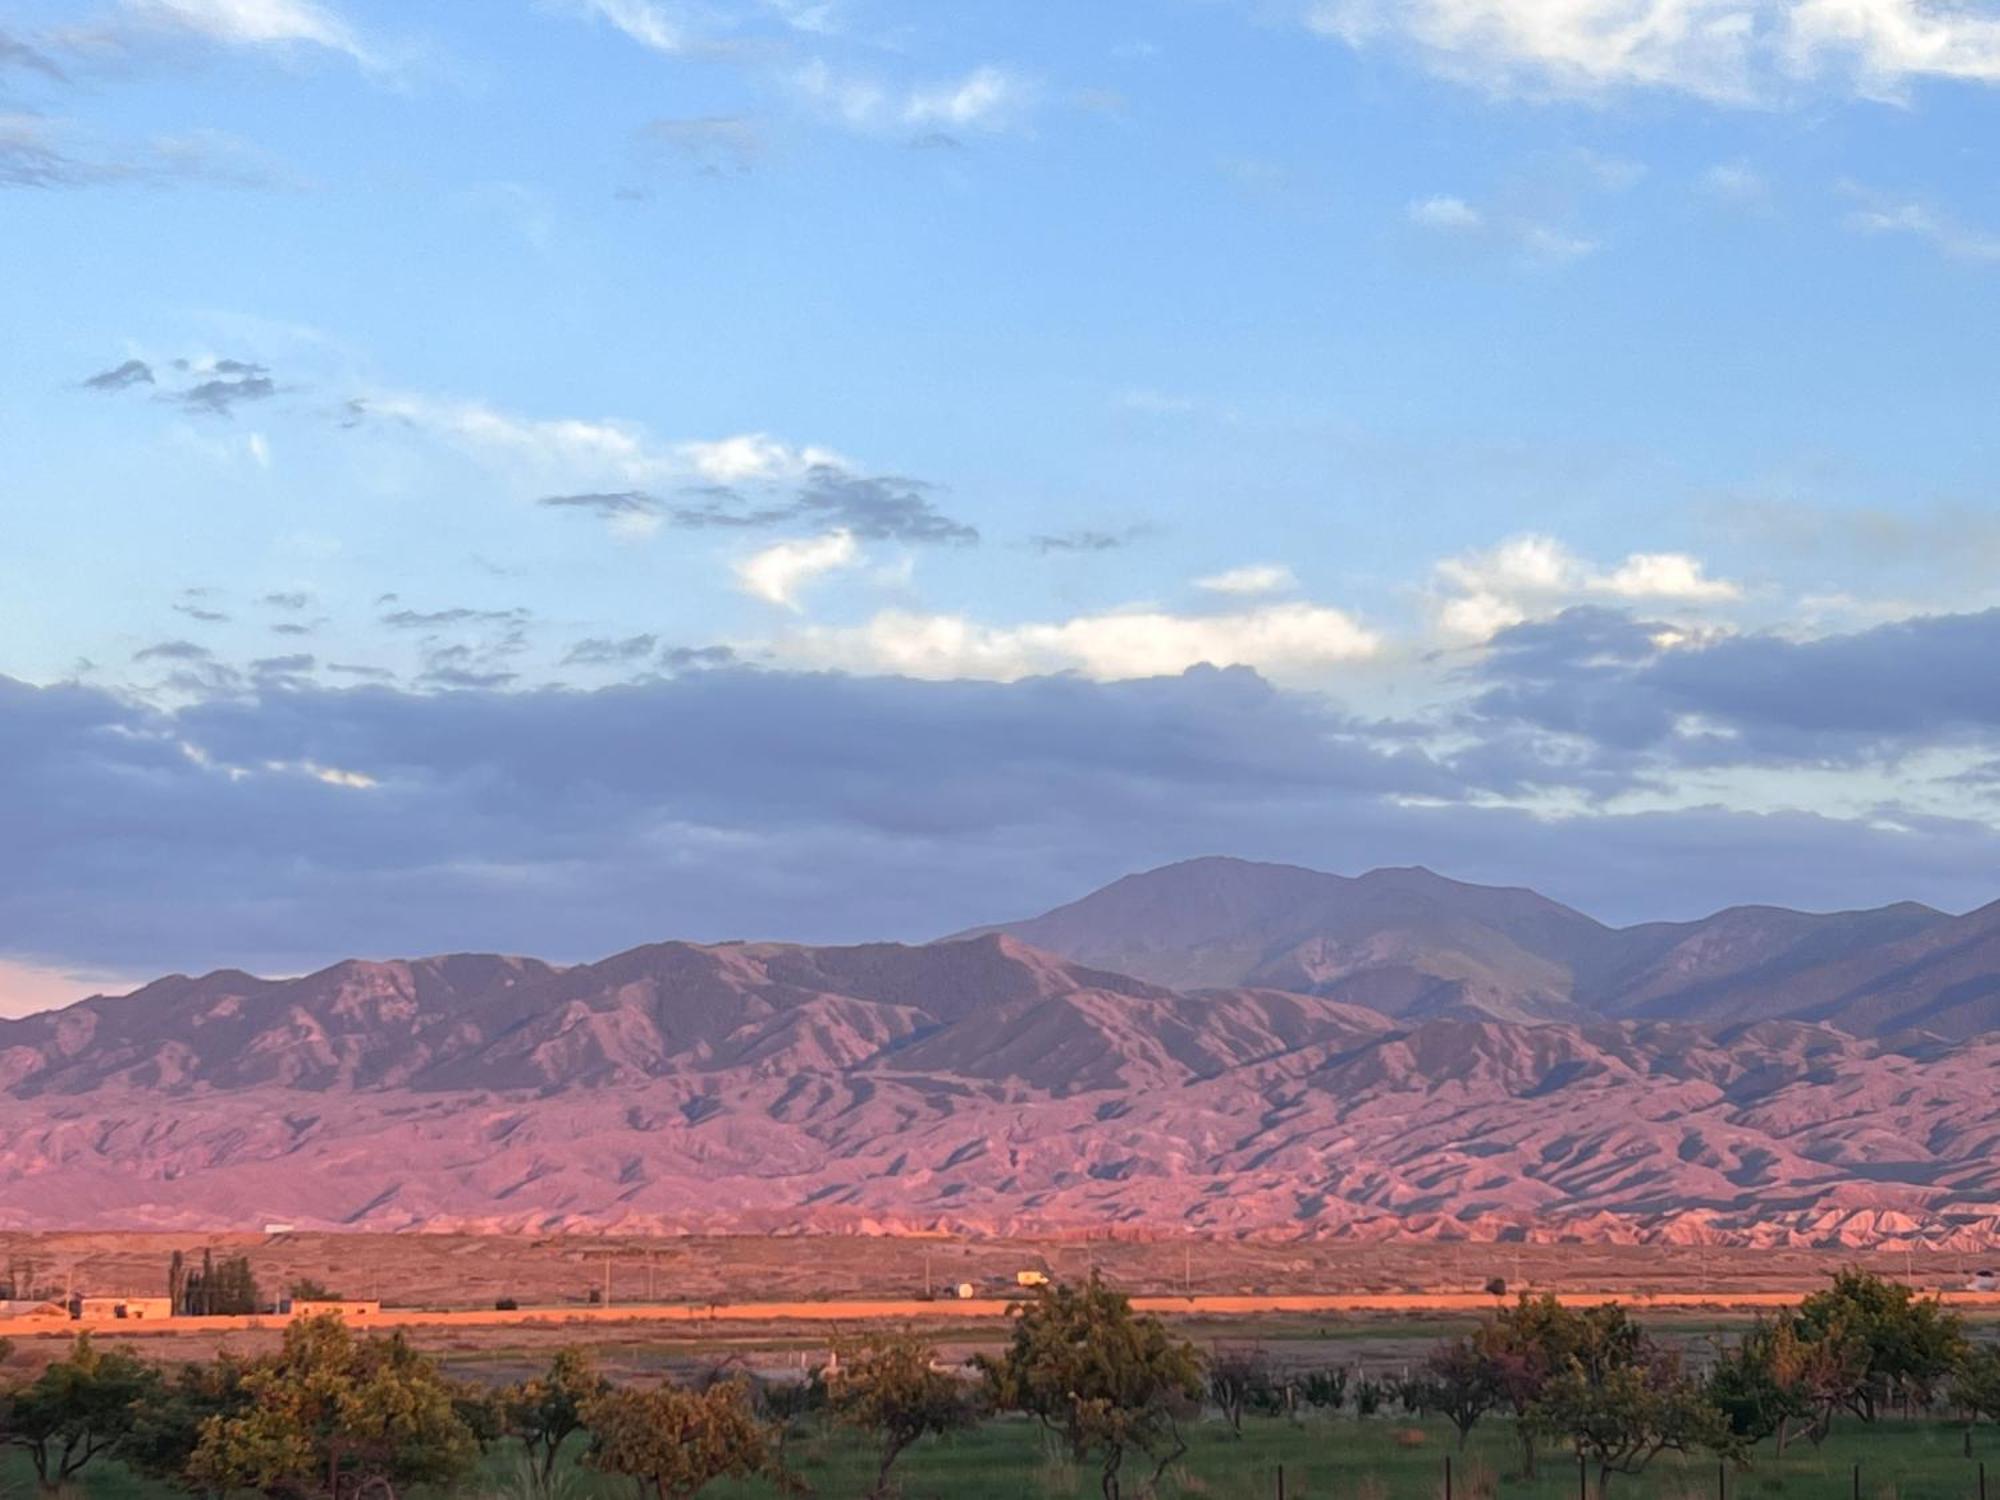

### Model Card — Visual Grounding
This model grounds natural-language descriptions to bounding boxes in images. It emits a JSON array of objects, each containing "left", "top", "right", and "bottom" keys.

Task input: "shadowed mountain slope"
[{"left": 5, "top": 860, "right": 2000, "bottom": 1241}]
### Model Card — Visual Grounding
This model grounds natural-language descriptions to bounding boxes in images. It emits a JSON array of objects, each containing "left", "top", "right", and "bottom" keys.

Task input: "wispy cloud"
[
  {"left": 1030, "top": 526, "right": 1150, "bottom": 555},
  {"left": 735, "top": 530, "right": 860, "bottom": 609},
  {"left": 1, "top": 115, "right": 283, "bottom": 190},
  {"left": 45, "top": 0, "right": 381, "bottom": 74},
  {"left": 1846, "top": 194, "right": 2000, "bottom": 263},
  {"left": 790, "top": 59, "right": 1037, "bottom": 136},
  {"left": 1407, "top": 191, "right": 1598, "bottom": 267},
  {"left": 83, "top": 358, "right": 155, "bottom": 391},
  {"left": 1196, "top": 564, "right": 1299, "bottom": 597},
  {"left": 538, "top": 466, "right": 977, "bottom": 546},
  {"left": 637, "top": 115, "right": 765, "bottom": 176},
  {"left": 1304, "top": 0, "right": 2000, "bottom": 104}
]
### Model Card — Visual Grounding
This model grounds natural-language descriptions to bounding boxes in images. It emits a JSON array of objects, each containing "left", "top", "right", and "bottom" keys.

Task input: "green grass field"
[{"left": 9, "top": 1413, "right": 1997, "bottom": 1500}]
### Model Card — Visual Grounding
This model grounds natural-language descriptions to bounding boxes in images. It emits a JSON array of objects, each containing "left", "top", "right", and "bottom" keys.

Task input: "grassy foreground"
[{"left": 9, "top": 1413, "right": 1997, "bottom": 1500}]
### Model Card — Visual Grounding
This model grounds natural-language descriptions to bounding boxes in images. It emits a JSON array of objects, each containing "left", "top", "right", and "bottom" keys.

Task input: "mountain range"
[{"left": 5, "top": 857, "right": 2000, "bottom": 1245}]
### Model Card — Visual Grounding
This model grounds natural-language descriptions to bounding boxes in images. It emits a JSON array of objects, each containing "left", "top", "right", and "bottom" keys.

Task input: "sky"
[{"left": 9, "top": 0, "right": 2000, "bottom": 1012}]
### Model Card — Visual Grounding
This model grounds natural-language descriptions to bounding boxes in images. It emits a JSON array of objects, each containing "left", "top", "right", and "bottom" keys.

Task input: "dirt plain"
[{"left": 3, "top": 1233, "right": 1996, "bottom": 1376}]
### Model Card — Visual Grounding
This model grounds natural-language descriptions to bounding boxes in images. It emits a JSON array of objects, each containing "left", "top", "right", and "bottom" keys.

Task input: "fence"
[{"left": 1258, "top": 1456, "right": 1991, "bottom": 1499}]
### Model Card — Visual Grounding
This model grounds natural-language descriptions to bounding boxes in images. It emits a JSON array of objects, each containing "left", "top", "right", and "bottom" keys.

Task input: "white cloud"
[
  {"left": 567, "top": 0, "right": 836, "bottom": 52},
  {"left": 1433, "top": 534, "right": 1742, "bottom": 640},
  {"left": 121, "top": 0, "right": 372, "bottom": 64},
  {"left": 736, "top": 530, "right": 861, "bottom": 609},
  {"left": 567, "top": 0, "right": 695, "bottom": 53},
  {"left": 1304, "top": 0, "right": 2000, "bottom": 103},
  {"left": 360, "top": 393, "right": 844, "bottom": 489},
  {"left": 1846, "top": 197, "right": 2000, "bottom": 263},
  {"left": 1408, "top": 195, "right": 1600, "bottom": 267},
  {"left": 1409, "top": 194, "right": 1484, "bottom": 231},
  {"left": 791, "top": 60, "right": 1036, "bottom": 134},
  {"left": 903, "top": 65, "right": 1035, "bottom": 129},
  {"left": 769, "top": 601, "right": 1381, "bottom": 681},
  {"left": 1788, "top": 0, "right": 2000, "bottom": 93},
  {"left": 1196, "top": 563, "right": 1299, "bottom": 596},
  {"left": 1701, "top": 158, "right": 1770, "bottom": 205}
]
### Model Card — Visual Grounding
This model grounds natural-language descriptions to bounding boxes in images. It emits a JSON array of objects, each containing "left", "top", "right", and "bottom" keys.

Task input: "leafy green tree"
[
  {"left": 582, "top": 1380, "right": 783, "bottom": 1499},
  {"left": 1957, "top": 1344, "right": 2000, "bottom": 1427},
  {"left": 0, "top": 1332, "right": 160, "bottom": 1493},
  {"left": 978, "top": 1275, "right": 1204, "bottom": 1500},
  {"left": 1709, "top": 1315, "right": 1866, "bottom": 1453},
  {"left": 188, "top": 1312, "right": 477, "bottom": 1500},
  {"left": 1473, "top": 1292, "right": 1603, "bottom": 1477},
  {"left": 1529, "top": 1347, "right": 1739, "bottom": 1497},
  {"left": 122, "top": 1354, "right": 252, "bottom": 1497},
  {"left": 1409, "top": 1334, "right": 1506, "bottom": 1449},
  {"left": 826, "top": 1331, "right": 978, "bottom": 1496},
  {"left": 1797, "top": 1268, "right": 1968, "bottom": 1422},
  {"left": 503, "top": 1347, "right": 609, "bottom": 1489}
]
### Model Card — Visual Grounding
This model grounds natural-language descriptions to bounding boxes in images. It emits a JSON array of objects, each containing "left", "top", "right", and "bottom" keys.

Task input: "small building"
[
  {"left": 263, "top": 1223, "right": 297, "bottom": 1236},
  {"left": 1015, "top": 1270, "right": 1050, "bottom": 1288},
  {"left": 1971, "top": 1270, "right": 1999, "bottom": 1293},
  {"left": 70, "top": 1296, "right": 172, "bottom": 1320},
  {"left": 282, "top": 1298, "right": 382, "bottom": 1320},
  {"left": 954, "top": 1282, "right": 976, "bottom": 1300}
]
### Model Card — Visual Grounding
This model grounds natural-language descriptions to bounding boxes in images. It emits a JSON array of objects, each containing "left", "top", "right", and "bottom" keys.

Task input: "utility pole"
[
  {"left": 603, "top": 1253, "right": 612, "bottom": 1308},
  {"left": 924, "top": 1248, "right": 932, "bottom": 1299},
  {"left": 1184, "top": 1242, "right": 1192, "bottom": 1296}
]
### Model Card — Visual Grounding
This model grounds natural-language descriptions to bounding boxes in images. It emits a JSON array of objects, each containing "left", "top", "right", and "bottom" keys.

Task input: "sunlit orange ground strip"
[{"left": 7, "top": 1290, "right": 2000, "bottom": 1340}]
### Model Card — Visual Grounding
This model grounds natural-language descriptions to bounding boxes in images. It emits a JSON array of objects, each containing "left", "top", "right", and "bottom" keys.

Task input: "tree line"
[{"left": 1, "top": 1269, "right": 1997, "bottom": 1500}]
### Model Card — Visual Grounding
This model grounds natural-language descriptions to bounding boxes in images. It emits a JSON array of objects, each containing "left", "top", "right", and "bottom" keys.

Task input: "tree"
[
  {"left": 582, "top": 1380, "right": 783, "bottom": 1499},
  {"left": 978, "top": 1275, "right": 1204, "bottom": 1500},
  {"left": 179, "top": 1250, "right": 262, "bottom": 1317},
  {"left": 291, "top": 1278, "right": 337, "bottom": 1302},
  {"left": 1797, "top": 1268, "right": 1968, "bottom": 1423},
  {"left": 188, "top": 1313, "right": 477, "bottom": 1500},
  {"left": 1957, "top": 1344, "right": 2000, "bottom": 1428},
  {"left": 1208, "top": 1344, "right": 1273, "bottom": 1438},
  {"left": 123, "top": 1354, "right": 252, "bottom": 1497},
  {"left": 826, "top": 1331, "right": 978, "bottom": 1496},
  {"left": 1474, "top": 1292, "right": 1603, "bottom": 1478},
  {"left": 0, "top": 1332, "right": 160, "bottom": 1493},
  {"left": 502, "top": 1347, "right": 608, "bottom": 1490},
  {"left": 1708, "top": 1315, "right": 1866, "bottom": 1454},
  {"left": 1410, "top": 1334, "right": 1505, "bottom": 1449},
  {"left": 1529, "top": 1347, "right": 1739, "bottom": 1497}
]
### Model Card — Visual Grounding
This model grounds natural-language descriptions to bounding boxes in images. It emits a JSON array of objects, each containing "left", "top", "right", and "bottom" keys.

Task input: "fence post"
[
  {"left": 1718, "top": 1459, "right": 1726, "bottom": 1500},
  {"left": 1276, "top": 1461, "right": 1285, "bottom": 1500},
  {"left": 1580, "top": 1452, "right": 1589, "bottom": 1500},
  {"left": 1445, "top": 1453, "right": 1453, "bottom": 1500},
  {"left": 1853, "top": 1461, "right": 1861, "bottom": 1500},
  {"left": 1978, "top": 1459, "right": 1985, "bottom": 1500}
]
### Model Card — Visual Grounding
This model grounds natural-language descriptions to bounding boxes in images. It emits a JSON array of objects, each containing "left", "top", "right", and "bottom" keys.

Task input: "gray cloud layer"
[{"left": 8, "top": 652, "right": 2000, "bottom": 982}]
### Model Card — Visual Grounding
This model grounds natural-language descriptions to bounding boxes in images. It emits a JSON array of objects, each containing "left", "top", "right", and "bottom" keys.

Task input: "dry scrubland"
[{"left": 4, "top": 1233, "right": 1988, "bottom": 1313}]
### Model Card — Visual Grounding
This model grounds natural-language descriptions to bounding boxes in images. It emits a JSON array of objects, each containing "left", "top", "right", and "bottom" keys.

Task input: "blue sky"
[{"left": 9, "top": 0, "right": 2000, "bottom": 1010}]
